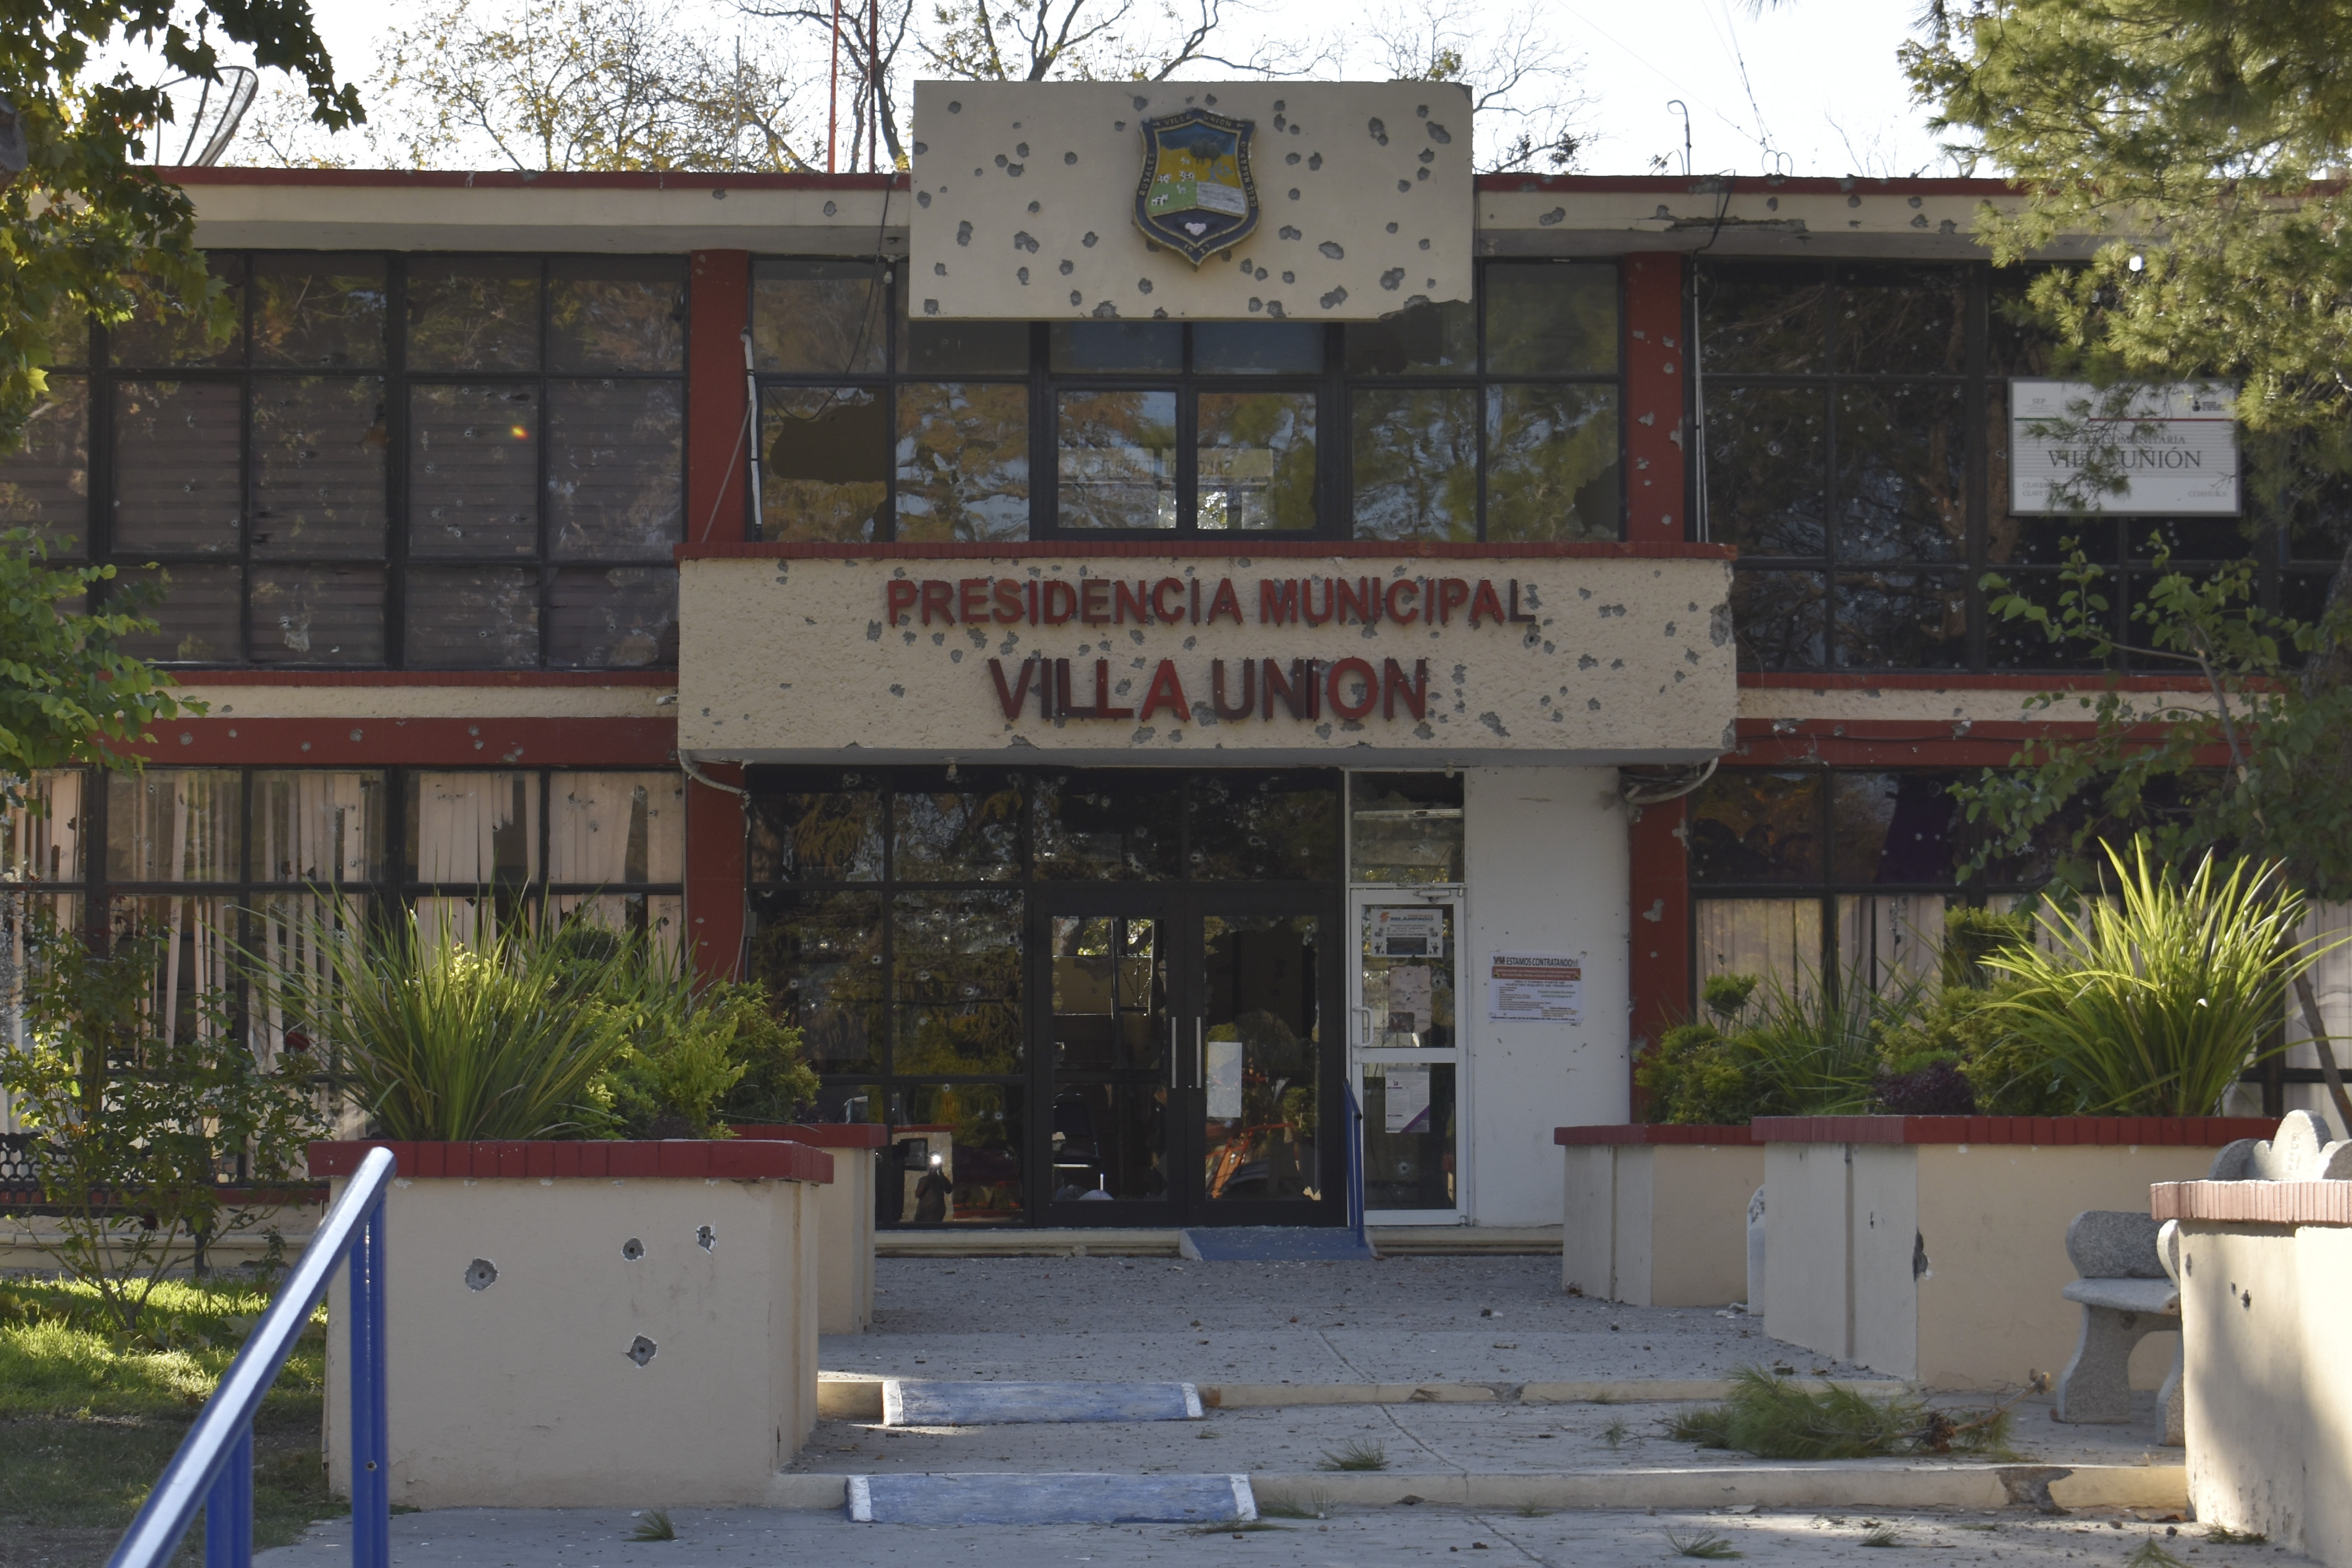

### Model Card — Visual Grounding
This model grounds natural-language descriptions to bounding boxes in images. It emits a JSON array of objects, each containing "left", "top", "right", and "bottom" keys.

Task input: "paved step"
[
  {"left": 819, "top": 1376, "right": 1909, "bottom": 1420},
  {"left": 872, "top": 1226, "right": 1563, "bottom": 1257},
  {"left": 844, "top": 1472, "right": 1254, "bottom": 1525},
  {"left": 881, "top": 1380, "right": 1202, "bottom": 1426},
  {"left": 1180, "top": 1227, "right": 1378, "bottom": 1261}
]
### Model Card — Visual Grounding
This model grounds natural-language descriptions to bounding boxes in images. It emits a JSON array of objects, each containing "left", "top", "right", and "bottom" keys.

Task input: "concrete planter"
[
  {"left": 2155, "top": 1165, "right": 2352, "bottom": 1561},
  {"left": 308, "top": 1138, "right": 833, "bottom": 1509},
  {"left": 1555, "top": 1125, "right": 1762, "bottom": 1307},
  {"left": 732, "top": 1123, "right": 886, "bottom": 1333},
  {"left": 1755, "top": 1116, "right": 2272, "bottom": 1392}
]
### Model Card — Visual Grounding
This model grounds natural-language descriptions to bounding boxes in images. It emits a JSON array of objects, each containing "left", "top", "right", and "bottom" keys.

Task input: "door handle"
[
  {"left": 1195, "top": 1018, "right": 1205, "bottom": 1092},
  {"left": 1169, "top": 1014, "right": 1179, "bottom": 1089}
]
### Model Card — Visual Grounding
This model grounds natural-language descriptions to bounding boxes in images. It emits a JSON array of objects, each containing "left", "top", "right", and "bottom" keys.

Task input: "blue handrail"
[{"left": 107, "top": 1145, "right": 395, "bottom": 1568}]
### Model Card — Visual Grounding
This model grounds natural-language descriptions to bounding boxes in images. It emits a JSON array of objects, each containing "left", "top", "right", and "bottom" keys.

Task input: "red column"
[
  {"left": 685, "top": 764, "right": 749, "bottom": 984},
  {"left": 687, "top": 250, "right": 753, "bottom": 543},
  {"left": 1623, "top": 253, "right": 1694, "bottom": 1109},
  {"left": 1622, "top": 253, "right": 1687, "bottom": 545},
  {"left": 1626, "top": 796, "right": 1691, "bottom": 1115}
]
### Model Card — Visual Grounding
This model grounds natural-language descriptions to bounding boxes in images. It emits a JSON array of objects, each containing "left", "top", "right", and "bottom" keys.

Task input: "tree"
[
  {"left": 1354, "top": 0, "right": 1588, "bottom": 173},
  {"left": 1911, "top": 1, "right": 2352, "bottom": 1128},
  {"left": 1, "top": 0, "right": 361, "bottom": 454},
  {"left": 0, "top": 529, "right": 194, "bottom": 804}
]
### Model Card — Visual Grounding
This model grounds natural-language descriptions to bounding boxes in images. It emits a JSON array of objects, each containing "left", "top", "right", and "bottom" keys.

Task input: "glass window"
[
  {"left": 547, "top": 379, "right": 683, "bottom": 559},
  {"left": 885, "top": 1083, "right": 1025, "bottom": 1224},
  {"left": 549, "top": 770, "right": 685, "bottom": 885},
  {"left": 1345, "top": 299, "right": 1475, "bottom": 376},
  {"left": 548, "top": 257, "right": 686, "bottom": 373},
  {"left": 1197, "top": 390, "right": 1314, "bottom": 531},
  {"left": 1698, "top": 261, "right": 1826, "bottom": 374},
  {"left": 250, "top": 254, "right": 387, "bottom": 370},
  {"left": 1195, "top": 320, "right": 1324, "bottom": 374},
  {"left": 894, "top": 776, "right": 1024, "bottom": 882},
  {"left": 0, "top": 376, "right": 89, "bottom": 553},
  {"left": 900, "top": 317, "right": 1029, "bottom": 376},
  {"left": 749, "top": 785, "right": 885, "bottom": 882},
  {"left": 1484, "top": 385, "right": 1619, "bottom": 542},
  {"left": 407, "top": 770, "right": 539, "bottom": 884},
  {"left": 407, "top": 257, "right": 540, "bottom": 372},
  {"left": 1349, "top": 772, "right": 1464, "bottom": 884},
  {"left": 1050, "top": 320, "right": 1182, "bottom": 373},
  {"left": 1832, "top": 570, "right": 1967, "bottom": 670},
  {"left": 249, "top": 377, "right": 387, "bottom": 559},
  {"left": 1689, "top": 769, "right": 1823, "bottom": 884},
  {"left": 894, "top": 383, "right": 1029, "bottom": 542},
  {"left": 1351, "top": 389, "right": 1476, "bottom": 541},
  {"left": 892, "top": 890, "right": 1024, "bottom": 1073},
  {"left": 752, "top": 260, "right": 887, "bottom": 374},
  {"left": 1835, "top": 264, "right": 1966, "bottom": 376},
  {"left": 752, "top": 890, "right": 886, "bottom": 1074},
  {"left": 118, "top": 564, "right": 242, "bottom": 665},
  {"left": 1191, "top": 772, "right": 1340, "bottom": 880},
  {"left": 404, "top": 566, "right": 539, "bottom": 668},
  {"left": 761, "top": 387, "right": 887, "bottom": 542},
  {"left": 108, "top": 769, "right": 242, "bottom": 883},
  {"left": 408, "top": 383, "right": 539, "bottom": 557},
  {"left": 112, "top": 380, "right": 242, "bottom": 554},
  {"left": 1032, "top": 773, "right": 1183, "bottom": 880},
  {"left": 1056, "top": 390, "right": 1178, "bottom": 531},
  {"left": 109, "top": 255, "right": 247, "bottom": 368},
  {"left": 1706, "top": 385, "right": 1827, "bottom": 558},
  {"left": 249, "top": 565, "right": 387, "bottom": 665},
  {"left": 252, "top": 771, "right": 383, "bottom": 885},
  {"left": 1484, "top": 262, "right": 1618, "bottom": 376},
  {"left": 1835, "top": 383, "right": 1968, "bottom": 562}
]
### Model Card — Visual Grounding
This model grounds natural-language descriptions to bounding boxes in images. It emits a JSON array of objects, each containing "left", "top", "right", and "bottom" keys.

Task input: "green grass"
[
  {"left": 1860, "top": 1528, "right": 1905, "bottom": 1547},
  {"left": 627, "top": 1510, "right": 676, "bottom": 1542},
  {"left": 2127, "top": 1541, "right": 2190, "bottom": 1568},
  {"left": 2203, "top": 1526, "right": 2268, "bottom": 1546},
  {"left": 1667, "top": 1367, "right": 2015, "bottom": 1461},
  {"left": 0, "top": 1276, "right": 335, "bottom": 1566},
  {"left": 1257, "top": 1496, "right": 1329, "bottom": 1520},
  {"left": 1314, "top": 1439, "right": 1389, "bottom": 1472}
]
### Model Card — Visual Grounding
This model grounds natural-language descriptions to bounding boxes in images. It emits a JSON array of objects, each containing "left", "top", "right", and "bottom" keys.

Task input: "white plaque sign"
[
  {"left": 2009, "top": 380, "right": 2239, "bottom": 516},
  {"left": 1487, "top": 953, "right": 1582, "bottom": 1024}
]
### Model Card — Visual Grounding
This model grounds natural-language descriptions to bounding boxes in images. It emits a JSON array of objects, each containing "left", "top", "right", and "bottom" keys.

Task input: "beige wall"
[
  {"left": 907, "top": 81, "right": 1473, "bottom": 322},
  {"left": 677, "top": 553, "right": 1734, "bottom": 766},
  {"left": 324, "top": 1174, "right": 821, "bottom": 1508},
  {"left": 2180, "top": 1222, "right": 2352, "bottom": 1564},
  {"left": 1766, "top": 1141, "right": 2214, "bottom": 1390},
  {"left": 1560, "top": 1143, "right": 1762, "bottom": 1307},
  {"left": 814, "top": 1153, "right": 875, "bottom": 1334}
]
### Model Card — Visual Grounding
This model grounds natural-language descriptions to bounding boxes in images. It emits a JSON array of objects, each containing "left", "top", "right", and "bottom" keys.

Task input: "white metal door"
[{"left": 1348, "top": 887, "right": 1465, "bottom": 1224}]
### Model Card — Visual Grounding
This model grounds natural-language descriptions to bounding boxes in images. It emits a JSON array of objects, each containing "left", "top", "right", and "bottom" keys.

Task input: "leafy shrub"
[
  {"left": 579, "top": 928, "right": 817, "bottom": 1138},
  {"left": 1987, "top": 841, "right": 2328, "bottom": 1116},
  {"left": 1639, "top": 963, "right": 1919, "bottom": 1125},
  {"left": 1872, "top": 1054, "right": 1977, "bottom": 1115},
  {"left": 1670, "top": 1366, "right": 2013, "bottom": 1460}
]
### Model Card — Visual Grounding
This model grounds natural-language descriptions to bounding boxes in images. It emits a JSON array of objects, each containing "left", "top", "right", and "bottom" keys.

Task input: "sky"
[{"left": 214, "top": 0, "right": 1954, "bottom": 178}]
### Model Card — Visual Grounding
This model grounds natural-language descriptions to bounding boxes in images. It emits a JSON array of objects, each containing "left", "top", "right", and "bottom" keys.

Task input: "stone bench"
[{"left": 2052, "top": 1207, "right": 2182, "bottom": 1441}]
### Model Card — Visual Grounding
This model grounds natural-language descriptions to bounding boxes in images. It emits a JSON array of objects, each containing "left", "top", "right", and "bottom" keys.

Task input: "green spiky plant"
[
  {"left": 1985, "top": 841, "right": 2332, "bottom": 1117},
  {"left": 1669, "top": 1368, "right": 2013, "bottom": 1462}
]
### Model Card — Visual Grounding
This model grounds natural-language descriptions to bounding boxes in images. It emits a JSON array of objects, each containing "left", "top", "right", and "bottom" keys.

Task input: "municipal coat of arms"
[{"left": 1134, "top": 109, "right": 1259, "bottom": 265}]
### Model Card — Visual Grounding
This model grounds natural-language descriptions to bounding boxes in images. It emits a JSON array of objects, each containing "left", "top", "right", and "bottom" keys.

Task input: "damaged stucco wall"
[
  {"left": 676, "top": 548, "right": 1734, "bottom": 766},
  {"left": 906, "top": 81, "right": 1474, "bottom": 320}
]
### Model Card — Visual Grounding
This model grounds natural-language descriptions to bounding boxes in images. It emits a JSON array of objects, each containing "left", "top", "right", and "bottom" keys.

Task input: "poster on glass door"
[
  {"left": 1367, "top": 906, "right": 1446, "bottom": 957},
  {"left": 1383, "top": 1065, "right": 1433, "bottom": 1133},
  {"left": 1487, "top": 954, "right": 1582, "bottom": 1023}
]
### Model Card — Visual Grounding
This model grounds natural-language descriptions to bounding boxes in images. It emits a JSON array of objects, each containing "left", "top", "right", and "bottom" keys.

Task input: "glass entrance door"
[
  {"left": 1035, "top": 889, "right": 1335, "bottom": 1224},
  {"left": 1350, "top": 891, "right": 1463, "bottom": 1222}
]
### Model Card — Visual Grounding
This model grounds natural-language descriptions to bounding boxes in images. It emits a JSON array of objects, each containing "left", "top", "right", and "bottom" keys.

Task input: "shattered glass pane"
[
  {"left": 404, "top": 565, "right": 538, "bottom": 668},
  {"left": 250, "top": 377, "right": 388, "bottom": 559},
  {"left": 761, "top": 387, "right": 886, "bottom": 542}
]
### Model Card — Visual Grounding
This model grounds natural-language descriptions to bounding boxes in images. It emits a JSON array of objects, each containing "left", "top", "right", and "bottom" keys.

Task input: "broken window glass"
[
  {"left": 407, "top": 770, "right": 541, "bottom": 885},
  {"left": 545, "top": 566, "right": 677, "bottom": 668},
  {"left": 109, "top": 255, "right": 247, "bottom": 368},
  {"left": 1350, "top": 388, "right": 1476, "bottom": 542},
  {"left": 1484, "top": 384, "right": 1619, "bottom": 542},
  {"left": 761, "top": 387, "right": 887, "bottom": 541},
  {"left": 250, "top": 376, "right": 388, "bottom": 559},
  {"left": 115, "top": 564, "right": 243, "bottom": 664},
  {"left": 1344, "top": 299, "right": 1476, "bottom": 376},
  {"left": 752, "top": 260, "right": 888, "bottom": 375}
]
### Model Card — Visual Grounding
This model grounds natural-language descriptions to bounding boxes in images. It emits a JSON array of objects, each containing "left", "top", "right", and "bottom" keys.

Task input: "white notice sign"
[
  {"left": 1383, "top": 1066, "right": 1433, "bottom": 1134},
  {"left": 1487, "top": 954, "right": 1582, "bottom": 1023},
  {"left": 1204, "top": 1037, "right": 1244, "bottom": 1121},
  {"left": 1386, "top": 965, "right": 1432, "bottom": 1035},
  {"left": 2009, "top": 379, "right": 2239, "bottom": 516},
  {"left": 1367, "top": 906, "right": 1446, "bottom": 958}
]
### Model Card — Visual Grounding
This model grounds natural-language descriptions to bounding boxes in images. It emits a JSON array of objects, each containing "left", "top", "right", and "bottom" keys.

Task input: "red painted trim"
[
  {"left": 175, "top": 167, "right": 905, "bottom": 191},
  {"left": 1751, "top": 1114, "right": 2275, "bottom": 1147},
  {"left": 733, "top": 1122, "right": 891, "bottom": 1149},
  {"left": 1554, "top": 1124, "right": 1757, "bottom": 1146},
  {"left": 1725, "top": 725, "right": 2241, "bottom": 770},
  {"left": 160, "top": 671, "right": 674, "bottom": 688},
  {"left": 1621, "top": 254, "right": 1686, "bottom": 547},
  {"left": 1477, "top": 174, "right": 2020, "bottom": 198},
  {"left": 308, "top": 1138, "right": 835, "bottom": 1183},
  {"left": 116, "top": 716, "right": 677, "bottom": 768},
  {"left": 688, "top": 251, "right": 752, "bottom": 544},
  {"left": 679, "top": 540, "right": 1736, "bottom": 561},
  {"left": 2151, "top": 1180, "right": 2352, "bottom": 1225},
  {"left": 1740, "top": 672, "right": 2215, "bottom": 693},
  {"left": 684, "top": 761, "right": 747, "bottom": 984},
  {"left": 1626, "top": 795, "right": 1689, "bottom": 1108}
]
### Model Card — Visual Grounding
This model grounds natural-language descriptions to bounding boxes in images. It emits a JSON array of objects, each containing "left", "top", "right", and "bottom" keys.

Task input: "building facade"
[{"left": 2, "top": 82, "right": 2340, "bottom": 1229}]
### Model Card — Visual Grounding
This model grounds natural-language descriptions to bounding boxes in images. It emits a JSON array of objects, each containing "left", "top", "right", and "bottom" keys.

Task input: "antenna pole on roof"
[{"left": 828, "top": 0, "right": 841, "bottom": 174}]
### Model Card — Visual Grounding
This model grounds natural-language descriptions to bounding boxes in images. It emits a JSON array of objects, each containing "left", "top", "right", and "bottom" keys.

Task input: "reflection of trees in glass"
[
  {"left": 1351, "top": 388, "right": 1475, "bottom": 540},
  {"left": 747, "top": 890, "right": 884, "bottom": 1074},
  {"left": 252, "top": 257, "right": 387, "bottom": 369},
  {"left": 548, "top": 261, "right": 684, "bottom": 372},
  {"left": 1198, "top": 392, "right": 1314, "bottom": 531},
  {"left": 1835, "top": 268, "right": 1966, "bottom": 376},
  {"left": 895, "top": 784, "right": 1022, "bottom": 881},
  {"left": 0, "top": 378, "right": 89, "bottom": 547},
  {"left": 407, "top": 259, "right": 540, "bottom": 371},
  {"left": 751, "top": 263, "right": 888, "bottom": 375},
  {"left": 900, "top": 1082, "right": 1023, "bottom": 1218},
  {"left": 1485, "top": 386, "right": 1618, "bottom": 542},
  {"left": 749, "top": 790, "right": 883, "bottom": 881},
  {"left": 761, "top": 388, "right": 886, "bottom": 542},
  {"left": 1836, "top": 384, "right": 1966, "bottom": 562},
  {"left": 1687, "top": 769, "right": 1822, "bottom": 882},
  {"left": 1484, "top": 263, "right": 1619, "bottom": 376},
  {"left": 549, "top": 379, "right": 683, "bottom": 558},
  {"left": 1057, "top": 390, "right": 1177, "bottom": 529},
  {"left": 895, "top": 383, "right": 1029, "bottom": 542},
  {"left": 1190, "top": 775, "right": 1341, "bottom": 879},
  {"left": 892, "top": 891, "right": 1024, "bottom": 1073},
  {"left": 1706, "top": 385, "right": 1826, "bottom": 557},
  {"left": 252, "top": 377, "right": 388, "bottom": 558},
  {"left": 1728, "top": 570, "right": 1825, "bottom": 672},
  {"left": 1832, "top": 571, "right": 1966, "bottom": 670},
  {"left": 1698, "top": 265, "right": 1828, "bottom": 374}
]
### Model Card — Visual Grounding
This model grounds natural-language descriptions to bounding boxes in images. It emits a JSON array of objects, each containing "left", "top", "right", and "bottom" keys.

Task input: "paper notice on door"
[
  {"left": 1383, "top": 1066, "right": 1433, "bottom": 1133},
  {"left": 1367, "top": 906, "right": 1446, "bottom": 957},
  {"left": 1204, "top": 1037, "right": 1244, "bottom": 1120},
  {"left": 1386, "top": 965, "right": 1432, "bottom": 1036},
  {"left": 1487, "top": 954, "right": 1582, "bottom": 1023}
]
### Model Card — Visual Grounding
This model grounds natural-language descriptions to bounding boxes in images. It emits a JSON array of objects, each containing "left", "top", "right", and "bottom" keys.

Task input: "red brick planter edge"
[
  {"left": 1747, "top": 1115, "right": 2278, "bottom": 1147},
  {"left": 1553, "top": 1124, "right": 1759, "bottom": 1146},
  {"left": 306, "top": 1139, "right": 835, "bottom": 1183}
]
